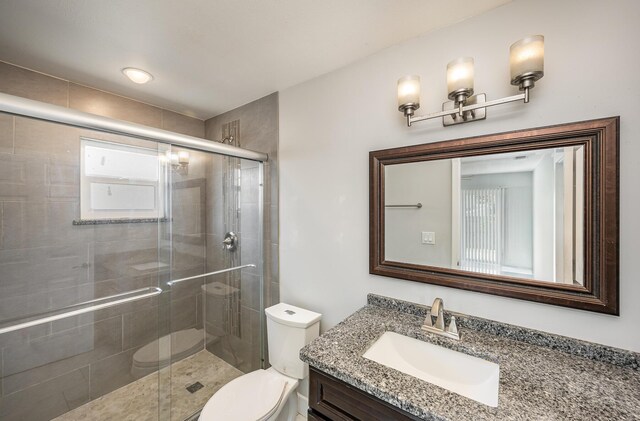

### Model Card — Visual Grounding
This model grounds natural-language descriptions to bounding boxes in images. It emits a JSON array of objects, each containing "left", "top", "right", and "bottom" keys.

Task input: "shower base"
[{"left": 54, "top": 350, "right": 243, "bottom": 421}]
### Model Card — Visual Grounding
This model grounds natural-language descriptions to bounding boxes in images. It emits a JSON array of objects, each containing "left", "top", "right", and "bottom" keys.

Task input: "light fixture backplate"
[{"left": 442, "top": 93, "right": 487, "bottom": 126}]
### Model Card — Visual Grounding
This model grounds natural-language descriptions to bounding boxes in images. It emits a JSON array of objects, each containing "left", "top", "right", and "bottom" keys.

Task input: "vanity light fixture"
[
  {"left": 177, "top": 151, "right": 190, "bottom": 165},
  {"left": 397, "top": 35, "right": 544, "bottom": 127},
  {"left": 122, "top": 67, "right": 154, "bottom": 84},
  {"left": 163, "top": 150, "right": 190, "bottom": 174}
]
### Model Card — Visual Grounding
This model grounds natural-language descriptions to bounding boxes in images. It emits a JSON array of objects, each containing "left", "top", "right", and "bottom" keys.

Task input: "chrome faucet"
[{"left": 421, "top": 298, "right": 460, "bottom": 340}]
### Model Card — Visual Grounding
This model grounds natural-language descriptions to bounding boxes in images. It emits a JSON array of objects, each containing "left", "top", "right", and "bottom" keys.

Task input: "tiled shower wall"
[
  {"left": 204, "top": 93, "right": 279, "bottom": 368},
  {"left": 0, "top": 61, "right": 206, "bottom": 420}
]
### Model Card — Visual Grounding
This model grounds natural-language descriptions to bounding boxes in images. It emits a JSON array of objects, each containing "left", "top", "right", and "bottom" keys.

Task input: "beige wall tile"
[
  {"left": 69, "top": 83, "right": 162, "bottom": 128},
  {"left": 3, "top": 316, "right": 121, "bottom": 378},
  {"left": 14, "top": 116, "right": 80, "bottom": 164},
  {"left": 0, "top": 154, "right": 47, "bottom": 202},
  {"left": 204, "top": 93, "right": 278, "bottom": 153},
  {"left": 162, "top": 110, "right": 204, "bottom": 138},
  {"left": 89, "top": 347, "right": 138, "bottom": 399},
  {"left": 0, "top": 113, "right": 13, "bottom": 154},
  {"left": 0, "top": 366, "right": 89, "bottom": 420},
  {"left": 0, "top": 201, "right": 88, "bottom": 251},
  {"left": 122, "top": 306, "right": 160, "bottom": 351},
  {"left": 0, "top": 62, "right": 68, "bottom": 107},
  {"left": 204, "top": 92, "right": 279, "bottom": 369}
]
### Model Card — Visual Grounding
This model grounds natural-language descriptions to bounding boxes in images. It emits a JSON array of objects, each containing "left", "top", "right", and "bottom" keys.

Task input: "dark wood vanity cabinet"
[{"left": 308, "top": 368, "right": 422, "bottom": 421}]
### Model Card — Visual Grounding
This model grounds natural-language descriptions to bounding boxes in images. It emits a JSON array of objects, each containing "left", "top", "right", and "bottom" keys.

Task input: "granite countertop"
[{"left": 300, "top": 294, "right": 640, "bottom": 420}]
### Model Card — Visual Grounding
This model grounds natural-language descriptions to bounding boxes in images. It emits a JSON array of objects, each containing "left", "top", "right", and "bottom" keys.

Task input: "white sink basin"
[{"left": 363, "top": 331, "right": 499, "bottom": 407}]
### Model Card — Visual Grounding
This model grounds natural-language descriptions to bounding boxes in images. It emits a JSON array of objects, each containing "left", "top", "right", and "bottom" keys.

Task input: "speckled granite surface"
[
  {"left": 300, "top": 294, "right": 640, "bottom": 420},
  {"left": 72, "top": 217, "right": 170, "bottom": 225}
]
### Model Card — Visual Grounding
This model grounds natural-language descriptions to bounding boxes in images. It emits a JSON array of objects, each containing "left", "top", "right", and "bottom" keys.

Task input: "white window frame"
[{"left": 80, "top": 138, "right": 166, "bottom": 220}]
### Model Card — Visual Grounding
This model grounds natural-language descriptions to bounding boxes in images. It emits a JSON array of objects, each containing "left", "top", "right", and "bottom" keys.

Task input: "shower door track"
[{"left": 0, "top": 92, "right": 268, "bottom": 162}]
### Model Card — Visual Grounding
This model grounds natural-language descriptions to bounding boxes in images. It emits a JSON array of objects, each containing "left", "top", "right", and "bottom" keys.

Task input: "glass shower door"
[
  {"left": 164, "top": 146, "right": 264, "bottom": 420},
  {"left": 0, "top": 110, "right": 265, "bottom": 421},
  {"left": 0, "top": 113, "right": 169, "bottom": 420}
]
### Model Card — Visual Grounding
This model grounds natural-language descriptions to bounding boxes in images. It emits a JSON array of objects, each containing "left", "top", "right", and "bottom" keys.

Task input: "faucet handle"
[
  {"left": 423, "top": 310, "right": 433, "bottom": 327},
  {"left": 447, "top": 316, "right": 459, "bottom": 336}
]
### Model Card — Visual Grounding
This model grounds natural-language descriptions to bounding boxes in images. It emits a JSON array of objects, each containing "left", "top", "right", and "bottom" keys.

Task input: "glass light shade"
[
  {"left": 178, "top": 151, "right": 190, "bottom": 164},
  {"left": 446, "top": 57, "right": 474, "bottom": 96},
  {"left": 510, "top": 35, "right": 544, "bottom": 81},
  {"left": 397, "top": 75, "right": 421, "bottom": 109},
  {"left": 122, "top": 67, "right": 154, "bottom": 84}
]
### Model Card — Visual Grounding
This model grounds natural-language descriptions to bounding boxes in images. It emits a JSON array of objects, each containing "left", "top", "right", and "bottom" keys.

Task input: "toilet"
[
  {"left": 199, "top": 303, "right": 321, "bottom": 421},
  {"left": 131, "top": 328, "right": 205, "bottom": 379}
]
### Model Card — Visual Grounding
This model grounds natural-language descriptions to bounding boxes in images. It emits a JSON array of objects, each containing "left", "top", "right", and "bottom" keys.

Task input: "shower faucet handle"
[{"left": 223, "top": 232, "right": 238, "bottom": 251}]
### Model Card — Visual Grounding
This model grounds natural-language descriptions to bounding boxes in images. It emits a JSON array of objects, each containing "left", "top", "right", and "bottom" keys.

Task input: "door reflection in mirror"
[{"left": 384, "top": 145, "right": 584, "bottom": 285}]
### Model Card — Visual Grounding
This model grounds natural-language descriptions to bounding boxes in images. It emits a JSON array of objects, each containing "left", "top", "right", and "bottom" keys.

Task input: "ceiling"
[{"left": 0, "top": 0, "right": 509, "bottom": 119}]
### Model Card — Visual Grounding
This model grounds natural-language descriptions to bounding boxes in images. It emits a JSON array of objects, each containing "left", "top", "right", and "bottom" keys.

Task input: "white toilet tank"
[{"left": 265, "top": 303, "right": 321, "bottom": 380}]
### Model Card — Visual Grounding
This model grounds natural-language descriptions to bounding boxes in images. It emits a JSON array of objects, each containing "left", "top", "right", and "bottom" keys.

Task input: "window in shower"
[{"left": 80, "top": 137, "right": 166, "bottom": 220}]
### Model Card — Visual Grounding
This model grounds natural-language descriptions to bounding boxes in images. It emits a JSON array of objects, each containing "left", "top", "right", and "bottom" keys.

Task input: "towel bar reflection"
[
  {"left": 385, "top": 203, "right": 423, "bottom": 208},
  {"left": 0, "top": 286, "right": 163, "bottom": 335}
]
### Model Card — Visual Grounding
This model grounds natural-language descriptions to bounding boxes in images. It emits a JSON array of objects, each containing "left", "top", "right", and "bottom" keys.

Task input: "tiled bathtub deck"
[{"left": 54, "top": 350, "right": 242, "bottom": 421}]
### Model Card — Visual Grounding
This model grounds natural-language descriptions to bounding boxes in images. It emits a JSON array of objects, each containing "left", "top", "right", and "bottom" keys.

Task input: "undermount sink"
[{"left": 362, "top": 331, "right": 500, "bottom": 407}]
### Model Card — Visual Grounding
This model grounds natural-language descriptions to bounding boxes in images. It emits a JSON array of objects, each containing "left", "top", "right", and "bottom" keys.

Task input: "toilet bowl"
[
  {"left": 198, "top": 303, "right": 321, "bottom": 421},
  {"left": 131, "top": 328, "right": 204, "bottom": 378}
]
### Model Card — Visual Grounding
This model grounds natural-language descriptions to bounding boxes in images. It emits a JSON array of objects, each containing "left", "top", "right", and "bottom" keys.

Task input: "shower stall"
[{"left": 0, "top": 93, "right": 266, "bottom": 420}]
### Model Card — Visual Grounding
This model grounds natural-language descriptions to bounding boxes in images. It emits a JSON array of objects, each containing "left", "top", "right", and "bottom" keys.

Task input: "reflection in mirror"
[{"left": 384, "top": 146, "right": 584, "bottom": 285}]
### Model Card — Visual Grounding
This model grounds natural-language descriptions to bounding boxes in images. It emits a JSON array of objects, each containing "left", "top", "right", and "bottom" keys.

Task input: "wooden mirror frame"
[{"left": 370, "top": 117, "right": 619, "bottom": 314}]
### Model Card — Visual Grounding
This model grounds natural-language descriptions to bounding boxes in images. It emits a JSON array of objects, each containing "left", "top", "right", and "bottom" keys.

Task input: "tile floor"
[{"left": 54, "top": 350, "right": 243, "bottom": 421}]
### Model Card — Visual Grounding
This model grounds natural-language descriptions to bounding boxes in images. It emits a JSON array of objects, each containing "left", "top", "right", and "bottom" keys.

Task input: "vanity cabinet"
[{"left": 308, "top": 368, "right": 422, "bottom": 421}]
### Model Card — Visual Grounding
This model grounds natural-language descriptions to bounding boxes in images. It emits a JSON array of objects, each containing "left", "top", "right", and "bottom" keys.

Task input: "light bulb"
[
  {"left": 510, "top": 35, "right": 544, "bottom": 87},
  {"left": 447, "top": 57, "right": 474, "bottom": 100},
  {"left": 397, "top": 75, "right": 421, "bottom": 110},
  {"left": 122, "top": 67, "right": 154, "bottom": 84},
  {"left": 178, "top": 151, "right": 190, "bottom": 164}
]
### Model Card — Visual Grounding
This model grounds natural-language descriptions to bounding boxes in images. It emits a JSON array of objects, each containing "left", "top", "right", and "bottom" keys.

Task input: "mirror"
[
  {"left": 385, "top": 145, "right": 585, "bottom": 285},
  {"left": 370, "top": 118, "right": 619, "bottom": 314}
]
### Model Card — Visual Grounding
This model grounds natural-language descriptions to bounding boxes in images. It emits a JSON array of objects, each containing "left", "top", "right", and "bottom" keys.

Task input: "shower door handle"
[
  {"left": 0, "top": 287, "right": 162, "bottom": 335},
  {"left": 167, "top": 264, "right": 256, "bottom": 286}
]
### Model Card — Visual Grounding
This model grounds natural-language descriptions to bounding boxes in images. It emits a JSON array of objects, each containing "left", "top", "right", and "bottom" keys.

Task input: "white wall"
[
  {"left": 279, "top": 0, "right": 640, "bottom": 352},
  {"left": 532, "top": 154, "right": 555, "bottom": 280},
  {"left": 385, "top": 161, "right": 452, "bottom": 267}
]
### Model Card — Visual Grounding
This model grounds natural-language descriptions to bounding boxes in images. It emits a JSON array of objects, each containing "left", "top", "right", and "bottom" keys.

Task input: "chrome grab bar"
[
  {"left": 0, "top": 287, "right": 162, "bottom": 335},
  {"left": 0, "top": 264, "right": 256, "bottom": 335},
  {"left": 385, "top": 203, "right": 423, "bottom": 208},
  {"left": 167, "top": 264, "right": 256, "bottom": 286}
]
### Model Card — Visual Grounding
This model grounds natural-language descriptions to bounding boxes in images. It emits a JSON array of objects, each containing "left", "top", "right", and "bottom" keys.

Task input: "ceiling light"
[
  {"left": 397, "top": 35, "right": 545, "bottom": 127},
  {"left": 122, "top": 67, "right": 154, "bottom": 84}
]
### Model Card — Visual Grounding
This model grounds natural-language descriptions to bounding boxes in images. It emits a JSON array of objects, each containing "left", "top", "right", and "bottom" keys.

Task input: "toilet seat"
[{"left": 199, "top": 369, "right": 297, "bottom": 421}]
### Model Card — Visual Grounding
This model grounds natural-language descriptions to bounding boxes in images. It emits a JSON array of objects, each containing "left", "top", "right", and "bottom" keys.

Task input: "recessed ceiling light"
[{"left": 122, "top": 67, "right": 153, "bottom": 84}]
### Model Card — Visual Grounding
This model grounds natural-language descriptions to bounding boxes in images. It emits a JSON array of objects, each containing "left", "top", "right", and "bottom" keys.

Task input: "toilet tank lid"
[{"left": 265, "top": 303, "right": 321, "bottom": 328}]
